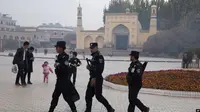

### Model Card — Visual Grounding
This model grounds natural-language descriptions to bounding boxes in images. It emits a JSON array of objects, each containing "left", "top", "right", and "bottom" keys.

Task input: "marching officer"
[
  {"left": 69, "top": 51, "right": 82, "bottom": 85},
  {"left": 85, "top": 43, "right": 115, "bottom": 112},
  {"left": 126, "top": 51, "right": 150, "bottom": 112},
  {"left": 48, "top": 41, "right": 78, "bottom": 112}
]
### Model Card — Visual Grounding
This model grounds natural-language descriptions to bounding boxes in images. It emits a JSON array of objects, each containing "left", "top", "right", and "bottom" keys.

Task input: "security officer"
[
  {"left": 126, "top": 51, "right": 150, "bottom": 112},
  {"left": 69, "top": 51, "right": 82, "bottom": 85},
  {"left": 48, "top": 41, "right": 78, "bottom": 112},
  {"left": 85, "top": 43, "right": 115, "bottom": 112}
]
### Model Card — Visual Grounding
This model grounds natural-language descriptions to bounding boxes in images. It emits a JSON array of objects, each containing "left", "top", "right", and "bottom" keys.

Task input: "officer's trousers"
[
  {"left": 85, "top": 78, "right": 112, "bottom": 112},
  {"left": 128, "top": 85, "right": 147, "bottom": 112},
  {"left": 49, "top": 84, "right": 77, "bottom": 112},
  {"left": 69, "top": 68, "right": 77, "bottom": 85}
]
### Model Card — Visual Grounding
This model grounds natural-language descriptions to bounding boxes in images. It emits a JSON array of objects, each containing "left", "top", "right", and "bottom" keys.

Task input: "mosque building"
[{"left": 76, "top": 4, "right": 158, "bottom": 50}]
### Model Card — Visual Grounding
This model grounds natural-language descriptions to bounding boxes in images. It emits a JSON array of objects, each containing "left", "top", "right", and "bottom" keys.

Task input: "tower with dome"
[{"left": 76, "top": 4, "right": 157, "bottom": 50}]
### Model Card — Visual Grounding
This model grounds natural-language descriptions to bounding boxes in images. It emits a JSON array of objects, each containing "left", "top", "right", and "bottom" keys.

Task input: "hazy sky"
[{"left": 0, "top": 0, "right": 110, "bottom": 30}]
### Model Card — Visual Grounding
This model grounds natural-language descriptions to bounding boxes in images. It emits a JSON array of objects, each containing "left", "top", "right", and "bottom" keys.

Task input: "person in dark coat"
[
  {"left": 44, "top": 49, "right": 48, "bottom": 55},
  {"left": 25, "top": 46, "right": 34, "bottom": 84},
  {"left": 48, "top": 41, "right": 78, "bottom": 112},
  {"left": 12, "top": 41, "right": 29, "bottom": 86},
  {"left": 182, "top": 53, "right": 189, "bottom": 68},
  {"left": 69, "top": 51, "right": 81, "bottom": 85},
  {"left": 126, "top": 51, "right": 150, "bottom": 112},
  {"left": 85, "top": 43, "right": 115, "bottom": 112}
]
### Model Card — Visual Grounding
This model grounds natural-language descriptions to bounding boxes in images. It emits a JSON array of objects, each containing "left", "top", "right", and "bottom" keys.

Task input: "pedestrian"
[
  {"left": 35, "top": 48, "right": 37, "bottom": 53},
  {"left": 126, "top": 51, "right": 150, "bottom": 112},
  {"left": 69, "top": 51, "right": 82, "bottom": 85},
  {"left": 182, "top": 52, "right": 189, "bottom": 68},
  {"left": 85, "top": 43, "right": 115, "bottom": 112},
  {"left": 83, "top": 51, "right": 85, "bottom": 59},
  {"left": 48, "top": 41, "right": 79, "bottom": 112},
  {"left": 25, "top": 46, "right": 34, "bottom": 84},
  {"left": 44, "top": 49, "right": 48, "bottom": 55},
  {"left": 42, "top": 61, "right": 53, "bottom": 83},
  {"left": 12, "top": 41, "right": 29, "bottom": 86}
]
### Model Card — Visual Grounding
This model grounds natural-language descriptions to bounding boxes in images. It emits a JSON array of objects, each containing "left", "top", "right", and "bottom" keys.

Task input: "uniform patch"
[
  {"left": 131, "top": 68, "right": 135, "bottom": 73},
  {"left": 64, "top": 61, "right": 69, "bottom": 65},
  {"left": 137, "top": 69, "right": 141, "bottom": 73},
  {"left": 99, "top": 59, "right": 103, "bottom": 63}
]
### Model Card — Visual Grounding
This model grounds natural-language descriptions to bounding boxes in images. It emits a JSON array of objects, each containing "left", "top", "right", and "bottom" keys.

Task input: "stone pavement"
[{"left": 0, "top": 57, "right": 199, "bottom": 112}]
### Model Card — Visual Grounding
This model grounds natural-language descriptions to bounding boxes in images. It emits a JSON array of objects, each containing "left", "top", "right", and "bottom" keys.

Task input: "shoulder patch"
[
  {"left": 131, "top": 68, "right": 135, "bottom": 73},
  {"left": 136, "top": 69, "right": 141, "bottom": 73},
  {"left": 99, "top": 59, "right": 103, "bottom": 63},
  {"left": 64, "top": 60, "right": 69, "bottom": 65}
]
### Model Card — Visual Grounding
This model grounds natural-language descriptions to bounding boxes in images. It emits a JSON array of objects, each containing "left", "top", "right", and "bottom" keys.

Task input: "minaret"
[
  {"left": 76, "top": 3, "right": 83, "bottom": 49},
  {"left": 149, "top": 5, "right": 157, "bottom": 34},
  {"left": 77, "top": 4, "right": 83, "bottom": 29}
]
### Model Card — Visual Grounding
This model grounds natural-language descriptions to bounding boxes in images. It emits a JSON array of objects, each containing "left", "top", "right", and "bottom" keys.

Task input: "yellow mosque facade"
[{"left": 76, "top": 5, "right": 158, "bottom": 50}]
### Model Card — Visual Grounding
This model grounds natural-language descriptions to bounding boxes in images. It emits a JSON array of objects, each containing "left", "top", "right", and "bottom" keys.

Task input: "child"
[{"left": 42, "top": 61, "right": 53, "bottom": 83}]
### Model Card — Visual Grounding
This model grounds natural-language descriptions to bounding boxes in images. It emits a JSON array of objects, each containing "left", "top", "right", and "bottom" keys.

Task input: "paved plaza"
[{"left": 0, "top": 56, "right": 199, "bottom": 112}]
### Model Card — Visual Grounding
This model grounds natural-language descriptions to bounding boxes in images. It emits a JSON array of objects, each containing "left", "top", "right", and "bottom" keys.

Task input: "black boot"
[
  {"left": 108, "top": 107, "right": 115, "bottom": 112},
  {"left": 72, "top": 110, "right": 77, "bottom": 112},
  {"left": 28, "top": 81, "right": 32, "bottom": 84},
  {"left": 84, "top": 109, "right": 91, "bottom": 112},
  {"left": 143, "top": 107, "right": 150, "bottom": 112},
  {"left": 48, "top": 106, "right": 55, "bottom": 112}
]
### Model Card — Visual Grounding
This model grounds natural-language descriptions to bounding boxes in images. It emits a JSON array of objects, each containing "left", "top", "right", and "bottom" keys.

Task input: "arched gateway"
[
  {"left": 84, "top": 36, "right": 92, "bottom": 48},
  {"left": 96, "top": 36, "right": 104, "bottom": 48},
  {"left": 112, "top": 24, "right": 129, "bottom": 50}
]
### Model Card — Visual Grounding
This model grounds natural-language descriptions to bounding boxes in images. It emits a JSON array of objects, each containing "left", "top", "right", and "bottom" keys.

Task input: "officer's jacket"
[
  {"left": 89, "top": 51, "right": 104, "bottom": 79},
  {"left": 69, "top": 57, "right": 81, "bottom": 68},
  {"left": 55, "top": 52, "right": 70, "bottom": 80},
  {"left": 126, "top": 60, "right": 143, "bottom": 86}
]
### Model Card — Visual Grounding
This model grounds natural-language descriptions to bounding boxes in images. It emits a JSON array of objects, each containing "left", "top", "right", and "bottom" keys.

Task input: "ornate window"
[
  {"left": 15, "top": 36, "right": 19, "bottom": 40},
  {"left": 34, "top": 34, "right": 36, "bottom": 39},
  {"left": 21, "top": 37, "right": 25, "bottom": 40},
  {"left": 9, "top": 35, "right": 13, "bottom": 39}
]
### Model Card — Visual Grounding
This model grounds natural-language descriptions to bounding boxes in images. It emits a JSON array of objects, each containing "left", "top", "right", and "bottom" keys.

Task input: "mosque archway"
[
  {"left": 112, "top": 24, "right": 129, "bottom": 50},
  {"left": 96, "top": 36, "right": 104, "bottom": 48},
  {"left": 84, "top": 36, "right": 93, "bottom": 48}
]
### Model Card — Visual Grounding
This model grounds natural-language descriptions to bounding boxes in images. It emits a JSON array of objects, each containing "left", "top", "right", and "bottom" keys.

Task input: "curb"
[
  {"left": 103, "top": 80, "right": 200, "bottom": 98},
  {"left": 0, "top": 54, "right": 182, "bottom": 63}
]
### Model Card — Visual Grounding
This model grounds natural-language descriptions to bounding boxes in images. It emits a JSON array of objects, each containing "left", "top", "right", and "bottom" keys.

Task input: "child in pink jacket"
[{"left": 42, "top": 61, "right": 53, "bottom": 83}]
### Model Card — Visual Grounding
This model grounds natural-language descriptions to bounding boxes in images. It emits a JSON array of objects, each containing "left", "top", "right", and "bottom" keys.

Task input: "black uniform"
[
  {"left": 49, "top": 52, "right": 78, "bottom": 112},
  {"left": 85, "top": 51, "right": 113, "bottom": 112},
  {"left": 12, "top": 47, "right": 28, "bottom": 85},
  {"left": 69, "top": 57, "right": 81, "bottom": 85},
  {"left": 126, "top": 60, "right": 148, "bottom": 112}
]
